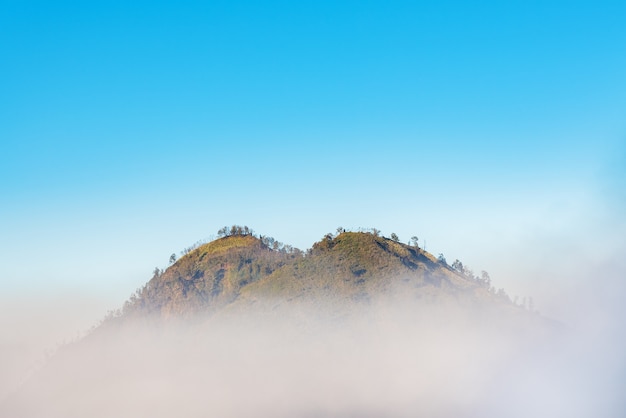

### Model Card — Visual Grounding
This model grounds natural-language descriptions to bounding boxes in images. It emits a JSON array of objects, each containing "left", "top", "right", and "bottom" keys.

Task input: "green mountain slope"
[{"left": 126, "top": 234, "right": 294, "bottom": 317}]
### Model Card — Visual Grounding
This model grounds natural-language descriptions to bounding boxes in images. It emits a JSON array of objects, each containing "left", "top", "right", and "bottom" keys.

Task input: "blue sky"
[{"left": 1, "top": 0, "right": 625, "bottom": 325}]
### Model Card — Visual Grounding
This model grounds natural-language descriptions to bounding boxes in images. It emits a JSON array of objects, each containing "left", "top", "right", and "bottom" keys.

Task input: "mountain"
[
  {"left": 117, "top": 229, "right": 520, "bottom": 322},
  {"left": 1, "top": 227, "right": 564, "bottom": 418}
]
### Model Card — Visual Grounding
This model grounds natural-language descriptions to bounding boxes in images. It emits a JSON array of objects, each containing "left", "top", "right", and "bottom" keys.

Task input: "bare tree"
[{"left": 480, "top": 271, "right": 491, "bottom": 287}]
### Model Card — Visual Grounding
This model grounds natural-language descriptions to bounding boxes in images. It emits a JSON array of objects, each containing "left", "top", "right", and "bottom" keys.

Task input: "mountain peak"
[{"left": 190, "top": 234, "right": 265, "bottom": 258}]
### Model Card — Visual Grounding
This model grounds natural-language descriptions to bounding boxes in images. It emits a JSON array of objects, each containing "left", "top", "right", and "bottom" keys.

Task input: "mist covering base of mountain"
[
  {"left": 2, "top": 298, "right": 621, "bottom": 418},
  {"left": 2, "top": 232, "right": 624, "bottom": 417}
]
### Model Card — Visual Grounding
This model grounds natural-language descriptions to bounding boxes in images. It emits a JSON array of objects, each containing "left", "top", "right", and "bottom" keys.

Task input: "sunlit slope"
[{"left": 126, "top": 234, "right": 294, "bottom": 317}]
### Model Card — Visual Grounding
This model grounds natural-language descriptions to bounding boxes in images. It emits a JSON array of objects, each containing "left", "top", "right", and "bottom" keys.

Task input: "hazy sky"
[{"left": 2, "top": 0, "right": 625, "bottom": 328}]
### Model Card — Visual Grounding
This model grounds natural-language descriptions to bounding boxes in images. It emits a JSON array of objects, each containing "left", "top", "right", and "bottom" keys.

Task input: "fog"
[{"left": 1, "top": 286, "right": 625, "bottom": 418}]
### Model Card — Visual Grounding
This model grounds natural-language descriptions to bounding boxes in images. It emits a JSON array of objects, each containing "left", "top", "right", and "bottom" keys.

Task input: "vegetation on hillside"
[{"left": 107, "top": 225, "right": 534, "bottom": 322}]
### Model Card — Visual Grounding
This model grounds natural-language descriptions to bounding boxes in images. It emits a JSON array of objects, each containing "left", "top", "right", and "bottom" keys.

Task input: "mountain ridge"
[{"left": 116, "top": 227, "right": 522, "bottom": 322}]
